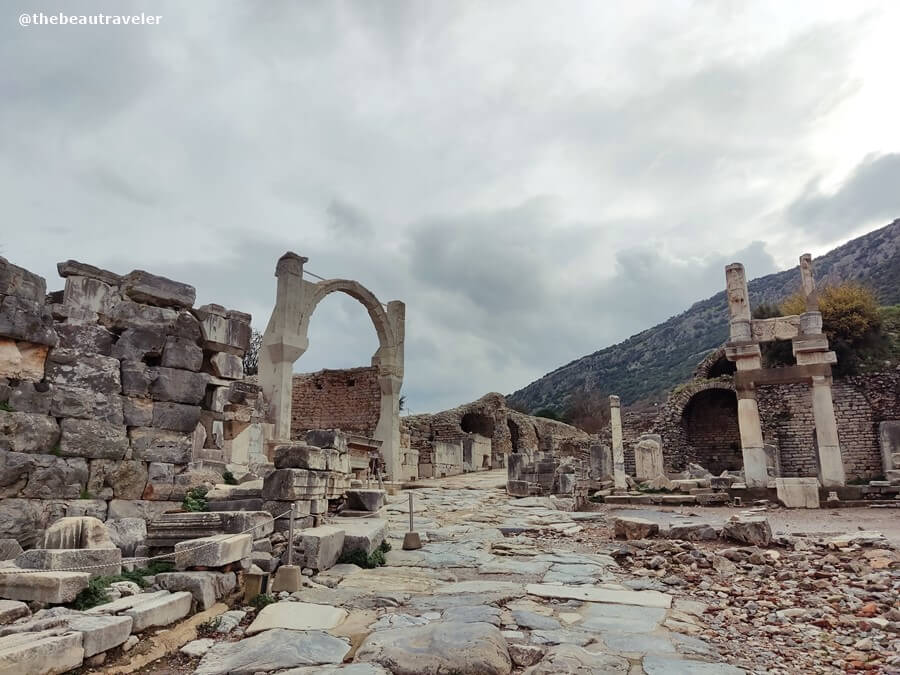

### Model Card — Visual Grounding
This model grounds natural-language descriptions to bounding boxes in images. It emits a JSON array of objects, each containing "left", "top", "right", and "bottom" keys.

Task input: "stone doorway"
[{"left": 681, "top": 388, "right": 742, "bottom": 475}]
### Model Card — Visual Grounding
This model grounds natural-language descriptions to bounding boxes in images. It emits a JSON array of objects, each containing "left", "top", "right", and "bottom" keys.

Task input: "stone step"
[
  {"left": 0, "top": 570, "right": 90, "bottom": 604},
  {"left": 0, "top": 629, "right": 84, "bottom": 675},
  {"left": 122, "top": 590, "right": 192, "bottom": 632}
]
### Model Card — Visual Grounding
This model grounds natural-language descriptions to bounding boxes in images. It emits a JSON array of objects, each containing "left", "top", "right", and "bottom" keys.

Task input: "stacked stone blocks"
[{"left": 0, "top": 256, "right": 261, "bottom": 548}]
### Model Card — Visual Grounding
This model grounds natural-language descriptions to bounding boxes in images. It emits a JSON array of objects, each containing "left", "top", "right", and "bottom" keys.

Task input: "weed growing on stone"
[
  {"left": 182, "top": 486, "right": 209, "bottom": 512},
  {"left": 251, "top": 593, "right": 275, "bottom": 609},
  {"left": 0, "top": 402, "right": 13, "bottom": 412}
]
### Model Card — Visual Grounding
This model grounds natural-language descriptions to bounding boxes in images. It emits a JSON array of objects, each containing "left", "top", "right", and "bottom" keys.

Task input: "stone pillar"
[
  {"left": 799, "top": 253, "right": 818, "bottom": 312},
  {"left": 725, "top": 263, "right": 753, "bottom": 342},
  {"left": 609, "top": 395, "right": 627, "bottom": 491},
  {"left": 736, "top": 388, "right": 769, "bottom": 488},
  {"left": 375, "top": 373, "right": 402, "bottom": 481},
  {"left": 811, "top": 375, "right": 846, "bottom": 487},
  {"left": 260, "top": 253, "right": 309, "bottom": 442}
]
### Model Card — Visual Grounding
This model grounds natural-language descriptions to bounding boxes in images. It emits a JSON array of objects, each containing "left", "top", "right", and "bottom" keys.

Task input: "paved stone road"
[{"left": 190, "top": 471, "right": 747, "bottom": 674}]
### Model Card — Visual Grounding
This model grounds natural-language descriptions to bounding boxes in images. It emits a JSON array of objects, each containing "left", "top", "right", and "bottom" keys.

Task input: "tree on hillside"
[
  {"left": 562, "top": 390, "right": 610, "bottom": 434},
  {"left": 780, "top": 282, "right": 884, "bottom": 375}
]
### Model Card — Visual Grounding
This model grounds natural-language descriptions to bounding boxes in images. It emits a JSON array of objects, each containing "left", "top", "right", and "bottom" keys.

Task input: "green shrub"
[
  {"left": 182, "top": 486, "right": 209, "bottom": 512},
  {"left": 71, "top": 578, "right": 111, "bottom": 610},
  {"left": 222, "top": 470, "right": 238, "bottom": 486},
  {"left": 0, "top": 402, "right": 13, "bottom": 412},
  {"left": 338, "top": 548, "right": 387, "bottom": 569},
  {"left": 251, "top": 593, "right": 276, "bottom": 609},
  {"left": 379, "top": 540, "right": 392, "bottom": 553}
]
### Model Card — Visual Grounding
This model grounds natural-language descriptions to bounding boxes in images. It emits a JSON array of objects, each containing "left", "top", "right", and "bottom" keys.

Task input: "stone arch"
[
  {"left": 259, "top": 253, "right": 406, "bottom": 478},
  {"left": 304, "top": 280, "right": 395, "bottom": 363},
  {"left": 693, "top": 346, "right": 736, "bottom": 380}
]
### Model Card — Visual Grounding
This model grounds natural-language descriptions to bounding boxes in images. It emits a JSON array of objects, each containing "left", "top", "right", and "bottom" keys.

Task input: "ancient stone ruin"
[{"left": 0, "top": 250, "right": 897, "bottom": 675}]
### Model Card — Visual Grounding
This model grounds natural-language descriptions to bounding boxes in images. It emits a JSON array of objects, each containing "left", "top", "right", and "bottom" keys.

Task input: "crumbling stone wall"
[
  {"left": 0, "top": 256, "right": 258, "bottom": 549},
  {"left": 290, "top": 366, "right": 380, "bottom": 439}
]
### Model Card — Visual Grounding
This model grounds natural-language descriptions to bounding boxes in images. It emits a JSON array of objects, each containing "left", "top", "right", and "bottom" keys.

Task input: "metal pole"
[
  {"left": 287, "top": 503, "right": 296, "bottom": 566},
  {"left": 408, "top": 492, "right": 414, "bottom": 532}
]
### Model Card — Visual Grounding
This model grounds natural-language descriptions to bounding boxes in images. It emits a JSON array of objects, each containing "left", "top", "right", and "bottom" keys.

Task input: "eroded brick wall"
[{"left": 291, "top": 366, "right": 380, "bottom": 439}]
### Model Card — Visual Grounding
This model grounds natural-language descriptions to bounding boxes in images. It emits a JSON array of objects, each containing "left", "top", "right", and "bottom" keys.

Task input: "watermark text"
[{"left": 19, "top": 12, "right": 162, "bottom": 27}]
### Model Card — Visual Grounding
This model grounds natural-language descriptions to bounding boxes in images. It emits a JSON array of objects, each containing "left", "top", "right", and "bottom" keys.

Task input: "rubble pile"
[{"left": 590, "top": 528, "right": 900, "bottom": 672}]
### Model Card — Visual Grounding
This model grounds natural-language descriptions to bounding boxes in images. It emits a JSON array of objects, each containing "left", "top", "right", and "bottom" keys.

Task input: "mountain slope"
[{"left": 508, "top": 218, "right": 900, "bottom": 410}]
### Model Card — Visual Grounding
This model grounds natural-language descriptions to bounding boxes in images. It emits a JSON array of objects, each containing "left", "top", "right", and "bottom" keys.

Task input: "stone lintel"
[{"left": 734, "top": 363, "right": 831, "bottom": 389}]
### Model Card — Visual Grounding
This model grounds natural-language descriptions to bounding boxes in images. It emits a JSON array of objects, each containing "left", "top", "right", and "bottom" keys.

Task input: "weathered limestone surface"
[
  {"left": 634, "top": 434, "right": 664, "bottom": 482},
  {"left": 16, "top": 548, "right": 121, "bottom": 577},
  {"left": 43, "top": 517, "right": 114, "bottom": 549},
  {"left": 0, "top": 600, "right": 29, "bottom": 625},
  {"left": 301, "top": 526, "right": 346, "bottom": 571},
  {"left": 0, "top": 339, "right": 48, "bottom": 380},
  {"left": 356, "top": 621, "right": 512, "bottom": 675},
  {"left": 345, "top": 489, "right": 387, "bottom": 512},
  {"left": 722, "top": 515, "right": 772, "bottom": 546},
  {"left": 64, "top": 613, "right": 133, "bottom": 656},
  {"left": 147, "top": 512, "right": 272, "bottom": 548},
  {"left": 775, "top": 477, "right": 820, "bottom": 509},
  {"left": 121, "top": 270, "right": 196, "bottom": 309},
  {"left": 122, "top": 590, "right": 193, "bottom": 632},
  {"left": 0, "top": 411, "right": 60, "bottom": 454},
  {"left": 129, "top": 427, "right": 193, "bottom": 464},
  {"left": 0, "top": 629, "right": 84, "bottom": 675},
  {"left": 613, "top": 517, "right": 660, "bottom": 540},
  {"left": 194, "top": 628, "right": 350, "bottom": 675},
  {"left": 105, "top": 518, "right": 147, "bottom": 557},
  {"left": 174, "top": 534, "right": 252, "bottom": 570},
  {"left": 246, "top": 601, "right": 347, "bottom": 635},
  {"left": 155, "top": 571, "right": 236, "bottom": 610},
  {"left": 340, "top": 519, "right": 387, "bottom": 556},
  {"left": 0, "top": 571, "right": 90, "bottom": 603},
  {"left": 59, "top": 419, "right": 128, "bottom": 460}
]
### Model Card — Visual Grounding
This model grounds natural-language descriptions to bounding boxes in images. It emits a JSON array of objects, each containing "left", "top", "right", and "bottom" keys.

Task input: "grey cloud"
[
  {"left": 787, "top": 153, "right": 900, "bottom": 236},
  {"left": 1, "top": 1, "right": 893, "bottom": 413}
]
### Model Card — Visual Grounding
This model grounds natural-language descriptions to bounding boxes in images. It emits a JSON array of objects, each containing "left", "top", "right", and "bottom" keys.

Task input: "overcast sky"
[{"left": 3, "top": 1, "right": 900, "bottom": 413}]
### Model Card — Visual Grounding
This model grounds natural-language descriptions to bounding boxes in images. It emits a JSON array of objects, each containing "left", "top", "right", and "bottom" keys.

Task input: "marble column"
[
  {"left": 609, "top": 395, "right": 627, "bottom": 491},
  {"left": 736, "top": 388, "right": 769, "bottom": 488},
  {"left": 811, "top": 375, "right": 846, "bottom": 487}
]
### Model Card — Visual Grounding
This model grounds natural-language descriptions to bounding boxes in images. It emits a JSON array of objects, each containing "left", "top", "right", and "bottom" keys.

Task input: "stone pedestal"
[
  {"left": 270, "top": 565, "right": 301, "bottom": 593},
  {"left": 775, "top": 477, "right": 820, "bottom": 508}
]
